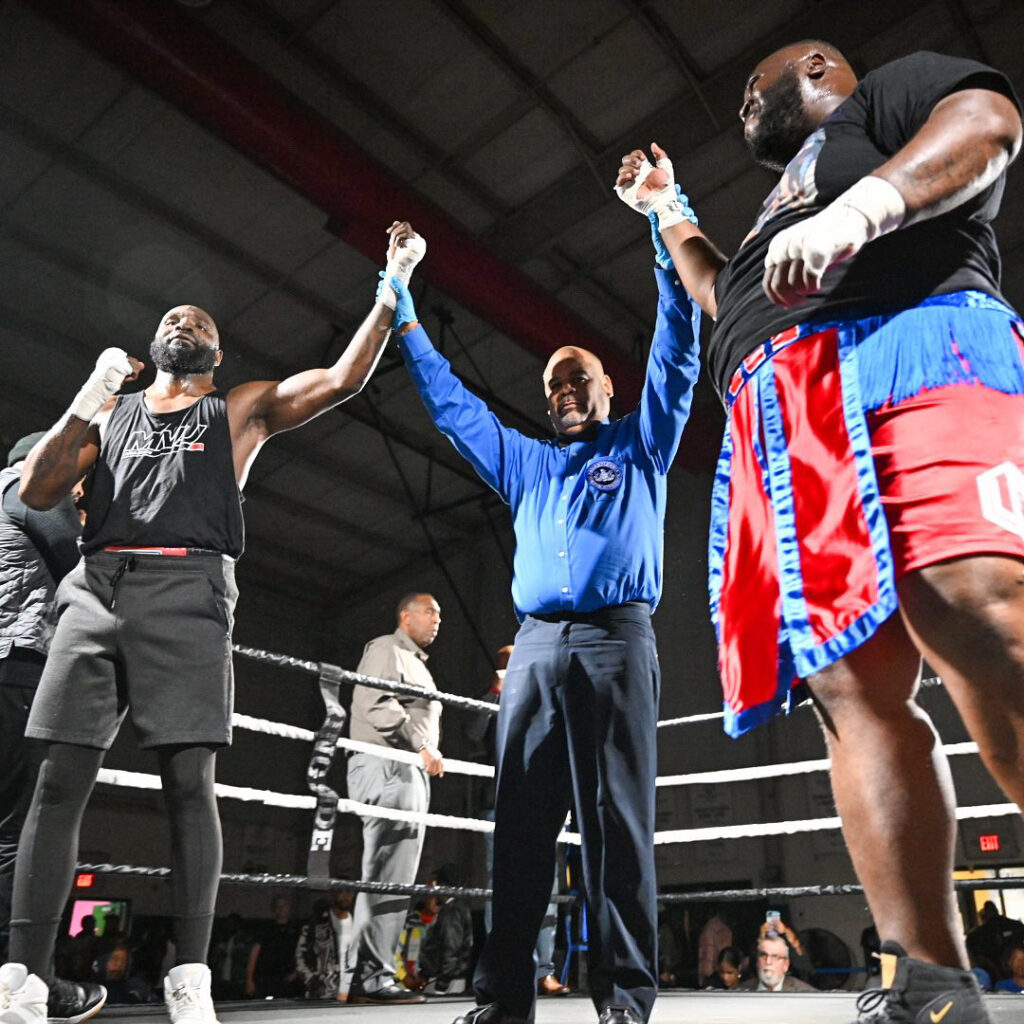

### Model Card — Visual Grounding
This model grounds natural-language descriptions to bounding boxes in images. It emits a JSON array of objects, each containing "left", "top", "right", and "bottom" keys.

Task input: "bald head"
[
  {"left": 544, "top": 346, "right": 613, "bottom": 437},
  {"left": 740, "top": 40, "right": 858, "bottom": 172}
]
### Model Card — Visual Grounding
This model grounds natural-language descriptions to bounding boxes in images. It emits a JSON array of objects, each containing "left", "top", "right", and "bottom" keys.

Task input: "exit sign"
[{"left": 979, "top": 834, "right": 1001, "bottom": 853}]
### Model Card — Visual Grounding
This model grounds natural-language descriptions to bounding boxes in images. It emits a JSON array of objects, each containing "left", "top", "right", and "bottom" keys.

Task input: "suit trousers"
[
  {"left": 345, "top": 752, "right": 428, "bottom": 993},
  {"left": 473, "top": 603, "right": 660, "bottom": 1022}
]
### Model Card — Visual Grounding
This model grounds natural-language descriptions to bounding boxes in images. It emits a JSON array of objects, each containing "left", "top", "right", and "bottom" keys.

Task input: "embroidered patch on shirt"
[{"left": 586, "top": 459, "right": 623, "bottom": 491}]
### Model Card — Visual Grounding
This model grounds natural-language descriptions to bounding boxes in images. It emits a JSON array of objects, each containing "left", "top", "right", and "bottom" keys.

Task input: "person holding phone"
[{"left": 740, "top": 919, "right": 817, "bottom": 993}]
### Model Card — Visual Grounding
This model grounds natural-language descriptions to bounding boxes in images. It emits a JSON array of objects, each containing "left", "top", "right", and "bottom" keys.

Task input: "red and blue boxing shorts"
[{"left": 710, "top": 291, "right": 1024, "bottom": 737}]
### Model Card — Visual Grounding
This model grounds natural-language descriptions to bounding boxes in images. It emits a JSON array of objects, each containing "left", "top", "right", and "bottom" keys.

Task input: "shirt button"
[
  {"left": 561, "top": 587, "right": 569, "bottom": 594},
  {"left": 567, "top": 474, "right": 574, "bottom": 480},
  {"left": 561, "top": 496, "right": 568, "bottom": 502},
  {"left": 558, "top": 551, "right": 565, "bottom": 558},
  {"left": 556, "top": 519, "right": 564, "bottom": 525}
]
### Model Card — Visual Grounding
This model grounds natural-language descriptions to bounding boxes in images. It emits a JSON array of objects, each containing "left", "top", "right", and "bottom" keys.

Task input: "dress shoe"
[
  {"left": 537, "top": 973, "right": 570, "bottom": 995},
  {"left": 350, "top": 982, "right": 426, "bottom": 1004},
  {"left": 451, "top": 1003, "right": 529, "bottom": 1024},
  {"left": 598, "top": 1007, "right": 643, "bottom": 1024}
]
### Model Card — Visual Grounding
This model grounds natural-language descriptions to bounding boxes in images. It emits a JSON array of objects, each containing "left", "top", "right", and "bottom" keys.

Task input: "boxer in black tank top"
[{"left": 2, "top": 225, "right": 426, "bottom": 1024}]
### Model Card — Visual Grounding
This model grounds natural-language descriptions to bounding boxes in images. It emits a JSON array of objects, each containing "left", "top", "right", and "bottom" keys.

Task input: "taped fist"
[
  {"left": 615, "top": 143, "right": 696, "bottom": 231},
  {"left": 70, "top": 347, "right": 142, "bottom": 422},
  {"left": 381, "top": 221, "right": 427, "bottom": 310},
  {"left": 762, "top": 175, "right": 905, "bottom": 308}
]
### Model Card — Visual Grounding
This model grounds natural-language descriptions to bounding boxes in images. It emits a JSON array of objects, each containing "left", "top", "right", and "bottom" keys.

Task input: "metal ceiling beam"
[
  {"left": 224, "top": 0, "right": 514, "bottom": 217},
  {"left": 0, "top": 101, "right": 360, "bottom": 335},
  {"left": 618, "top": 0, "right": 721, "bottom": 132},
  {"left": 435, "top": 0, "right": 610, "bottom": 194},
  {"left": 23, "top": 0, "right": 648, "bottom": 408},
  {"left": 218, "top": 1, "right": 655, "bottom": 345}
]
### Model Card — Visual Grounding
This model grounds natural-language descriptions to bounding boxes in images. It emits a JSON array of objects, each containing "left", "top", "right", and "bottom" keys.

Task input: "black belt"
[{"left": 529, "top": 600, "right": 651, "bottom": 624}]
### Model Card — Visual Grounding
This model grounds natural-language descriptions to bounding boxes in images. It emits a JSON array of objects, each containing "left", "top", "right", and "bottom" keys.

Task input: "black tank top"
[{"left": 82, "top": 390, "right": 245, "bottom": 557}]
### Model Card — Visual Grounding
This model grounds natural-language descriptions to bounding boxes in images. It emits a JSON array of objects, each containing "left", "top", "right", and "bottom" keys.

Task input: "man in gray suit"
[{"left": 345, "top": 593, "right": 444, "bottom": 1005}]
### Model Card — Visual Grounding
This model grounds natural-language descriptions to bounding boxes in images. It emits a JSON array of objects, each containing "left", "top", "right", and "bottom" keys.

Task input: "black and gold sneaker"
[{"left": 853, "top": 941, "right": 992, "bottom": 1024}]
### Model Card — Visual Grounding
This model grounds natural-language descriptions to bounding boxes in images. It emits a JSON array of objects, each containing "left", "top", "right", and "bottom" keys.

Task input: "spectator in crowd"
[
  {"left": 64, "top": 917, "right": 99, "bottom": 984},
  {"left": 860, "top": 923, "right": 881, "bottom": 981},
  {"left": 131, "top": 921, "right": 176, "bottom": 1001},
  {"left": 0, "top": 433, "right": 81, "bottom": 963},
  {"left": 656, "top": 912, "right": 680, "bottom": 988},
  {"left": 760, "top": 914, "right": 813, "bottom": 982},
  {"left": 738, "top": 933, "right": 817, "bottom": 992},
  {"left": 418, "top": 867, "right": 473, "bottom": 996},
  {"left": 966, "top": 900, "right": 1024, "bottom": 980},
  {"left": 93, "top": 914, "right": 125, "bottom": 965},
  {"left": 345, "top": 592, "right": 443, "bottom": 1006},
  {"left": 246, "top": 896, "right": 301, "bottom": 998},
  {"left": 968, "top": 952, "right": 993, "bottom": 993},
  {"left": 704, "top": 946, "right": 746, "bottom": 990},
  {"left": 395, "top": 898, "right": 436, "bottom": 992},
  {"left": 994, "top": 944, "right": 1024, "bottom": 994},
  {"left": 698, "top": 909, "right": 734, "bottom": 987},
  {"left": 467, "top": 645, "right": 569, "bottom": 998},
  {"left": 295, "top": 889, "right": 356, "bottom": 1001},
  {"left": 92, "top": 943, "right": 154, "bottom": 1005},
  {"left": 209, "top": 914, "right": 255, "bottom": 1000}
]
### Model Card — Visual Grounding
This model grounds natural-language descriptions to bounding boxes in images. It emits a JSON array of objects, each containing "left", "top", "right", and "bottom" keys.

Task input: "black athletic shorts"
[{"left": 26, "top": 552, "right": 238, "bottom": 749}]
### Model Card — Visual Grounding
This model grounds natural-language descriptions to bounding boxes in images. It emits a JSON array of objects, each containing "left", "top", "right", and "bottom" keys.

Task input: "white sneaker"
[
  {"left": 163, "top": 964, "right": 220, "bottom": 1024},
  {"left": 0, "top": 964, "right": 47, "bottom": 1023}
]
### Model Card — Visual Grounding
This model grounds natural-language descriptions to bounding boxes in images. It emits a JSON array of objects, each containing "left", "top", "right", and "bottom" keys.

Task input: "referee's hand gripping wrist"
[{"left": 380, "top": 221, "right": 426, "bottom": 310}]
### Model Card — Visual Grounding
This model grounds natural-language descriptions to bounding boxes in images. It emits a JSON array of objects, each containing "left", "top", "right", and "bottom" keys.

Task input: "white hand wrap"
[
  {"left": 69, "top": 347, "right": 134, "bottom": 422},
  {"left": 380, "top": 233, "right": 427, "bottom": 310},
  {"left": 764, "top": 175, "right": 906, "bottom": 285},
  {"left": 614, "top": 153, "right": 690, "bottom": 230}
]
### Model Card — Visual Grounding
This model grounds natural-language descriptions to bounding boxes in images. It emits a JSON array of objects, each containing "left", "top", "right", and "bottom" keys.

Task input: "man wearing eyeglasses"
[{"left": 740, "top": 935, "right": 817, "bottom": 992}]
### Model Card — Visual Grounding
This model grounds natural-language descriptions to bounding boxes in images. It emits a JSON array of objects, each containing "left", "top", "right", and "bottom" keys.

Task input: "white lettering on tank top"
[{"left": 123, "top": 423, "right": 208, "bottom": 459}]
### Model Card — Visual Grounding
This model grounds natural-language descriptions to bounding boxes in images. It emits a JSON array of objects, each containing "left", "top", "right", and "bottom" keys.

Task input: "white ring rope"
[
  {"left": 94, "top": 768, "right": 1013, "bottom": 847},
  {"left": 656, "top": 711, "right": 724, "bottom": 728},
  {"left": 165, "top": 671, "right": 999, "bottom": 848},
  {"left": 231, "top": 712, "right": 979, "bottom": 788},
  {"left": 231, "top": 713, "right": 494, "bottom": 778},
  {"left": 652, "top": 802, "right": 1020, "bottom": 845},
  {"left": 654, "top": 741, "right": 980, "bottom": 788},
  {"left": 95, "top": 768, "right": 580, "bottom": 845}
]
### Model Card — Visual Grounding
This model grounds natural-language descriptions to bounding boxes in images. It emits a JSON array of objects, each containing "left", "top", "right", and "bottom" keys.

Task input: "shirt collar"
[{"left": 393, "top": 627, "right": 429, "bottom": 662}]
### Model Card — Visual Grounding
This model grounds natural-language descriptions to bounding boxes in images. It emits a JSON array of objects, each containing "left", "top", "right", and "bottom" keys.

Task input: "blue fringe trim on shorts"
[{"left": 852, "top": 291, "right": 1024, "bottom": 412}]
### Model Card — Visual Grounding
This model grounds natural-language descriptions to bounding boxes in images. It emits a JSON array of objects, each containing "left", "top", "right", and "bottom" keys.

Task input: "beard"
[
  {"left": 150, "top": 336, "right": 218, "bottom": 376},
  {"left": 745, "top": 67, "right": 815, "bottom": 173}
]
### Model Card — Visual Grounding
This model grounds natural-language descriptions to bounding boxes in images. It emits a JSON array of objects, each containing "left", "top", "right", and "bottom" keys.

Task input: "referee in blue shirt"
[{"left": 383, "top": 213, "right": 700, "bottom": 1024}]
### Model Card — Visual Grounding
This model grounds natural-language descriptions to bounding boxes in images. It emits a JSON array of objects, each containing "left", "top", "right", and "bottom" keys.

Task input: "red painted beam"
[{"left": 25, "top": 0, "right": 721, "bottom": 466}]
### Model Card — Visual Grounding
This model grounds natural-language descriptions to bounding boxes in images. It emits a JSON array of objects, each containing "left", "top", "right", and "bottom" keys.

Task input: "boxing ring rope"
[
  {"left": 69, "top": 860, "right": 1024, "bottom": 904},
  {"left": 93, "top": 763, "right": 1017, "bottom": 846},
  {"left": 231, "top": 643, "right": 945, "bottom": 730},
  {"left": 82, "top": 640, "right": 1019, "bottom": 910},
  {"left": 234, "top": 706, "right": 980, "bottom": 788}
]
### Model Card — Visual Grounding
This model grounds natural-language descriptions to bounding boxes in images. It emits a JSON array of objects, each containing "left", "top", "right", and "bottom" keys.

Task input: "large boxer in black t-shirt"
[{"left": 616, "top": 41, "right": 1022, "bottom": 1024}]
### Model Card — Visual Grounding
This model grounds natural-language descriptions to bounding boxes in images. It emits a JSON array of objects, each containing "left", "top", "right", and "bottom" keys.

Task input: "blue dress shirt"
[{"left": 399, "top": 269, "right": 700, "bottom": 618}]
